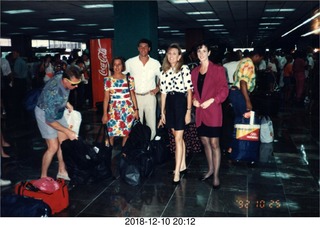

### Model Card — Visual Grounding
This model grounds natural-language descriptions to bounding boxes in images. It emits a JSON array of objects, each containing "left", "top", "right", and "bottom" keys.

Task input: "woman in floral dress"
[{"left": 102, "top": 57, "right": 139, "bottom": 148}]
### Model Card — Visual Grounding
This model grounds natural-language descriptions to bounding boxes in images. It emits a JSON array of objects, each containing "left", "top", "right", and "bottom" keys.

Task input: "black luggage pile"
[
  {"left": 61, "top": 125, "right": 113, "bottom": 185},
  {"left": 119, "top": 120, "right": 154, "bottom": 186}
]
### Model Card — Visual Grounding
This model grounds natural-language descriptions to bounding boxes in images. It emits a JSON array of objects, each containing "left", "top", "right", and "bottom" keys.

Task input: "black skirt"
[{"left": 197, "top": 123, "right": 221, "bottom": 137}]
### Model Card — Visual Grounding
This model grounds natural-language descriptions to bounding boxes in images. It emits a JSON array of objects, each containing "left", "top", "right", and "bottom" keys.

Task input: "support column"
[
  {"left": 11, "top": 35, "right": 32, "bottom": 59},
  {"left": 185, "top": 28, "right": 204, "bottom": 51},
  {"left": 113, "top": 1, "right": 159, "bottom": 60}
]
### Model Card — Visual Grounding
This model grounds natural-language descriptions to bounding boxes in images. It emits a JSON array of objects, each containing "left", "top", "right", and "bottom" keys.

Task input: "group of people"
[
  {"left": 0, "top": 38, "right": 268, "bottom": 190},
  {"left": 101, "top": 39, "right": 264, "bottom": 189}
]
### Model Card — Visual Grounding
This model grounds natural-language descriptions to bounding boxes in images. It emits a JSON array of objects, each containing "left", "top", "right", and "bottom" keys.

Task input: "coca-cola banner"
[{"left": 89, "top": 38, "right": 112, "bottom": 107}]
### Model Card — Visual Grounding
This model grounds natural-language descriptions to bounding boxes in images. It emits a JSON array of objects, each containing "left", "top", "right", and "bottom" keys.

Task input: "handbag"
[
  {"left": 15, "top": 178, "right": 69, "bottom": 215},
  {"left": 260, "top": 116, "right": 274, "bottom": 143},
  {"left": 64, "top": 109, "right": 82, "bottom": 135}
]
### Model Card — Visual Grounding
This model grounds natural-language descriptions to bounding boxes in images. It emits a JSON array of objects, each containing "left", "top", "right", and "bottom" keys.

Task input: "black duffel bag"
[{"left": 1, "top": 194, "right": 51, "bottom": 217}]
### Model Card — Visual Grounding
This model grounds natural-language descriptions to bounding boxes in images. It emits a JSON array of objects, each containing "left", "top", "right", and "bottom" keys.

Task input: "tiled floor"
[{"left": 1, "top": 100, "right": 319, "bottom": 219}]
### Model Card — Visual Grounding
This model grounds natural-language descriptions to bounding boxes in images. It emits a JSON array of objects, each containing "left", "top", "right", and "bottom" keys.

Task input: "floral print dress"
[{"left": 104, "top": 76, "right": 135, "bottom": 137}]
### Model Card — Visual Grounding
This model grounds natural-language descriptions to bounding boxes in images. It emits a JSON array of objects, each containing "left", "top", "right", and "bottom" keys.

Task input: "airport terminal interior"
[{"left": 1, "top": 99, "right": 319, "bottom": 217}]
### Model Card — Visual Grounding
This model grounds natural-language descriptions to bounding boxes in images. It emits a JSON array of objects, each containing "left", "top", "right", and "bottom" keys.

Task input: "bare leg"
[
  {"left": 41, "top": 138, "right": 59, "bottom": 178},
  {"left": 200, "top": 136, "right": 214, "bottom": 178},
  {"left": 57, "top": 131, "right": 69, "bottom": 176},
  {"left": 173, "top": 129, "right": 184, "bottom": 182}
]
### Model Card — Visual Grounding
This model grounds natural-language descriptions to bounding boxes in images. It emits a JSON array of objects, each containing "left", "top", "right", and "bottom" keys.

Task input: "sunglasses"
[{"left": 65, "top": 78, "right": 81, "bottom": 86}]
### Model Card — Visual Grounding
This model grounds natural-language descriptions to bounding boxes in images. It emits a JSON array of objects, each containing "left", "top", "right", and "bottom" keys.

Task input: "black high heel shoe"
[
  {"left": 198, "top": 173, "right": 213, "bottom": 181},
  {"left": 172, "top": 180, "right": 180, "bottom": 185},
  {"left": 212, "top": 184, "right": 221, "bottom": 190},
  {"left": 168, "top": 169, "right": 188, "bottom": 175}
]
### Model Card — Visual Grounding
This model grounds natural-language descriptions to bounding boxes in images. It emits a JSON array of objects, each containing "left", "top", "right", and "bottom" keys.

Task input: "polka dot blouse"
[{"left": 160, "top": 65, "right": 193, "bottom": 94}]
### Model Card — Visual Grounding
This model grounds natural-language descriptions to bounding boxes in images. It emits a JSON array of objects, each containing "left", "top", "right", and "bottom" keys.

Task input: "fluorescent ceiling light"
[
  {"left": 261, "top": 17, "right": 285, "bottom": 20},
  {"left": 158, "top": 26, "right": 170, "bottom": 29},
  {"left": 187, "top": 11, "right": 214, "bottom": 15},
  {"left": 265, "top": 8, "right": 295, "bottom": 12},
  {"left": 258, "top": 27, "right": 276, "bottom": 30},
  {"left": 73, "top": 33, "right": 87, "bottom": 36},
  {"left": 282, "top": 11, "right": 320, "bottom": 37},
  {"left": 82, "top": 4, "right": 113, "bottom": 9},
  {"left": 48, "top": 30, "right": 67, "bottom": 33},
  {"left": 163, "top": 30, "right": 180, "bottom": 33},
  {"left": 48, "top": 18, "right": 75, "bottom": 22},
  {"left": 170, "top": 0, "right": 205, "bottom": 3},
  {"left": 172, "top": 33, "right": 185, "bottom": 35},
  {"left": 79, "top": 24, "right": 98, "bottom": 27},
  {"left": 3, "top": 9, "right": 35, "bottom": 14},
  {"left": 20, "top": 27, "right": 38, "bottom": 30},
  {"left": 301, "top": 28, "right": 320, "bottom": 37},
  {"left": 197, "top": 19, "right": 219, "bottom": 22},
  {"left": 209, "top": 29, "right": 226, "bottom": 32},
  {"left": 259, "top": 22, "right": 281, "bottom": 25},
  {"left": 100, "top": 28, "right": 114, "bottom": 31},
  {"left": 204, "top": 24, "right": 224, "bottom": 27}
]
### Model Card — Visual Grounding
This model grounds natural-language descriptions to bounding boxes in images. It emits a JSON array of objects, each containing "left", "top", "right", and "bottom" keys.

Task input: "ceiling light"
[
  {"left": 48, "top": 18, "right": 75, "bottom": 22},
  {"left": 163, "top": 30, "right": 180, "bottom": 33},
  {"left": 158, "top": 26, "right": 170, "bottom": 29},
  {"left": 197, "top": 19, "right": 219, "bottom": 22},
  {"left": 172, "top": 33, "right": 185, "bottom": 35},
  {"left": 282, "top": 11, "right": 320, "bottom": 37},
  {"left": 100, "top": 28, "right": 114, "bottom": 31},
  {"left": 261, "top": 17, "right": 285, "bottom": 20},
  {"left": 265, "top": 8, "right": 295, "bottom": 12},
  {"left": 82, "top": 4, "right": 113, "bottom": 9},
  {"left": 204, "top": 24, "right": 224, "bottom": 27},
  {"left": 73, "top": 34, "right": 87, "bottom": 36},
  {"left": 301, "top": 28, "right": 320, "bottom": 37},
  {"left": 259, "top": 23, "right": 281, "bottom": 25},
  {"left": 48, "top": 30, "right": 67, "bottom": 33},
  {"left": 3, "top": 9, "right": 35, "bottom": 14},
  {"left": 20, "top": 27, "right": 38, "bottom": 30},
  {"left": 170, "top": 0, "right": 205, "bottom": 3},
  {"left": 79, "top": 24, "right": 98, "bottom": 27},
  {"left": 186, "top": 11, "right": 214, "bottom": 15}
]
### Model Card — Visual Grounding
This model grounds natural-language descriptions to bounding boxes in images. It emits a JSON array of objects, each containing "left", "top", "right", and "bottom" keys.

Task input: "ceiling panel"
[{"left": 1, "top": 0, "right": 319, "bottom": 51}]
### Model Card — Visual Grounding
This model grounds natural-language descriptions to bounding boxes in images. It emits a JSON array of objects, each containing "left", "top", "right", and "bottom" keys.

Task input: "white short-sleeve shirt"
[{"left": 125, "top": 56, "right": 161, "bottom": 94}]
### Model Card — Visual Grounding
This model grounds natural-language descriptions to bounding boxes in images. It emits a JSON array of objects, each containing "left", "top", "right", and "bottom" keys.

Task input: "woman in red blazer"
[{"left": 191, "top": 41, "right": 229, "bottom": 189}]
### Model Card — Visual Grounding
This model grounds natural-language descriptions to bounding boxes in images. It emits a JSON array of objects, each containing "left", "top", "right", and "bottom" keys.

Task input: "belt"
[{"left": 135, "top": 91, "right": 150, "bottom": 96}]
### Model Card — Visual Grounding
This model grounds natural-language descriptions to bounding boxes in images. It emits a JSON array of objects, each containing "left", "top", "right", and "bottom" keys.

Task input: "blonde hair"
[{"left": 162, "top": 43, "right": 184, "bottom": 73}]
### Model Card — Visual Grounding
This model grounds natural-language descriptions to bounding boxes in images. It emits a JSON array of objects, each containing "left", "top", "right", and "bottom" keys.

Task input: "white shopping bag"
[
  {"left": 64, "top": 109, "right": 82, "bottom": 135},
  {"left": 260, "top": 116, "right": 274, "bottom": 143}
]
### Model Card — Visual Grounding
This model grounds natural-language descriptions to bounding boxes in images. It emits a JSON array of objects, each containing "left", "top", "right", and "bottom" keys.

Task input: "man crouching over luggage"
[{"left": 35, "top": 66, "right": 81, "bottom": 180}]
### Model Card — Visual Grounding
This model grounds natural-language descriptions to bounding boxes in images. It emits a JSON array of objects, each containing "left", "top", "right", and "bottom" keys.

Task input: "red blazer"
[{"left": 191, "top": 61, "right": 229, "bottom": 127}]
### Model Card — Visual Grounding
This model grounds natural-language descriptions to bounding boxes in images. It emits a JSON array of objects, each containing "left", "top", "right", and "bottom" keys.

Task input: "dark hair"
[
  {"left": 137, "top": 38, "right": 152, "bottom": 49},
  {"left": 62, "top": 66, "right": 81, "bottom": 80},
  {"left": 110, "top": 56, "right": 126, "bottom": 73},
  {"left": 195, "top": 40, "right": 212, "bottom": 53}
]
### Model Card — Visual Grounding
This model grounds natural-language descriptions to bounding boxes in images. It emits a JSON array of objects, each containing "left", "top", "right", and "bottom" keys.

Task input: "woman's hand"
[
  {"left": 158, "top": 114, "right": 166, "bottom": 128},
  {"left": 133, "top": 109, "right": 139, "bottom": 120},
  {"left": 102, "top": 114, "right": 108, "bottom": 124},
  {"left": 193, "top": 99, "right": 200, "bottom": 108},
  {"left": 185, "top": 112, "right": 191, "bottom": 125},
  {"left": 200, "top": 98, "right": 214, "bottom": 109}
]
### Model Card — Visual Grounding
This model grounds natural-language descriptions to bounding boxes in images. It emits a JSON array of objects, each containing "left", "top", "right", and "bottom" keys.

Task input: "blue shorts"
[{"left": 35, "top": 106, "right": 68, "bottom": 139}]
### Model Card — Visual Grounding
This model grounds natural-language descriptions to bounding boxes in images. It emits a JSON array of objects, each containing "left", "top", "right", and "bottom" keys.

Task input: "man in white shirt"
[{"left": 125, "top": 39, "right": 161, "bottom": 140}]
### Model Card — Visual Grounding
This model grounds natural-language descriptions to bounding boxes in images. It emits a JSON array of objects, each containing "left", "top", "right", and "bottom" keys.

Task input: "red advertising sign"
[{"left": 89, "top": 38, "right": 112, "bottom": 108}]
